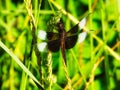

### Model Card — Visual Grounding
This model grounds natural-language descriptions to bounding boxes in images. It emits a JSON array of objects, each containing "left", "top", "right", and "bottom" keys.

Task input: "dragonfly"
[{"left": 37, "top": 17, "right": 87, "bottom": 64}]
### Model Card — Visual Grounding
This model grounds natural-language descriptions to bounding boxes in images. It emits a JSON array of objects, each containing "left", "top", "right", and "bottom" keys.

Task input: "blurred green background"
[{"left": 0, "top": 0, "right": 120, "bottom": 90}]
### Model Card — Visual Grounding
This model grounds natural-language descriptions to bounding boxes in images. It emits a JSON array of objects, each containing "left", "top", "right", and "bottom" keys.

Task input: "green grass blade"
[{"left": 0, "top": 40, "right": 44, "bottom": 89}]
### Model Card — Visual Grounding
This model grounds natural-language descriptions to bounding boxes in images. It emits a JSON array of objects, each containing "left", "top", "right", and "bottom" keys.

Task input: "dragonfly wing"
[
  {"left": 65, "top": 23, "right": 79, "bottom": 49},
  {"left": 37, "top": 42, "right": 47, "bottom": 52},
  {"left": 67, "top": 17, "right": 87, "bottom": 36},
  {"left": 47, "top": 32, "right": 59, "bottom": 40},
  {"left": 65, "top": 17, "right": 87, "bottom": 49},
  {"left": 65, "top": 35, "right": 78, "bottom": 49},
  {"left": 78, "top": 31, "right": 87, "bottom": 44},
  {"left": 66, "top": 24, "right": 79, "bottom": 37},
  {"left": 47, "top": 32, "right": 60, "bottom": 52},
  {"left": 47, "top": 39, "right": 60, "bottom": 52},
  {"left": 78, "top": 17, "right": 86, "bottom": 29},
  {"left": 38, "top": 30, "right": 47, "bottom": 40}
]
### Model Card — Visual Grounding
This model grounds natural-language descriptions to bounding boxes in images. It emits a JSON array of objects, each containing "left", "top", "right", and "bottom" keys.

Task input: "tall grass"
[{"left": 0, "top": 0, "right": 120, "bottom": 90}]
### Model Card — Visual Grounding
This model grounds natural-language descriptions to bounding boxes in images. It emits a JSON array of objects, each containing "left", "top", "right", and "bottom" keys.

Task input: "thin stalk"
[
  {"left": 48, "top": 0, "right": 55, "bottom": 15},
  {"left": 86, "top": 0, "right": 94, "bottom": 89},
  {"left": 100, "top": 0, "right": 110, "bottom": 89},
  {"left": 70, "top": 49, "right": 87, "bottom": 84},
  {"left": 24, "top": 0, "right": 43, "bottom": 83},
  {"left": 44, "top": 52, "right": 53, "bottom": 90},
  {"left": 20, "top": 61, "right": 31, "bottom": 90},
  {"left": 116, "top": 0, "right": 120, "bottom": 55},
  {"left": 9, "top": 60, "right": 14, "bottom": 90}
]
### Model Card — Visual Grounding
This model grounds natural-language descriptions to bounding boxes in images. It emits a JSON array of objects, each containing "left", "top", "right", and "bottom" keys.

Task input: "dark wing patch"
[
  {"left": 66, "top": 23, "right": 79, "bottom": 37},
  {"left": 65, "top": 23, "right": 79, "bottom": 49},
  {"left": 47, "top": 32, "right": 59, "bottom": 40},
  {"left": 47, "top": 39, "right": 60, "bottom": 52},
  {"left": 47, "top": 32, "right": 60, "bottom": 52},
  {"left": 65, "top": 35, "right": 78, "bottom": 49}
]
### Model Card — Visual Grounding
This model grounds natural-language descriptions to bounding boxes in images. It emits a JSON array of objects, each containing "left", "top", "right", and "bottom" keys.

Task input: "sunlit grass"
[{"left": 0, "top": 0, "right": 120, "bottom": 90}]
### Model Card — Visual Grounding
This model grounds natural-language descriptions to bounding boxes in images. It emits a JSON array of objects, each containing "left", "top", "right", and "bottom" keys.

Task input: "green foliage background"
[{"left": 0, "top": 0, "right": 120, "bottom": 90}]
